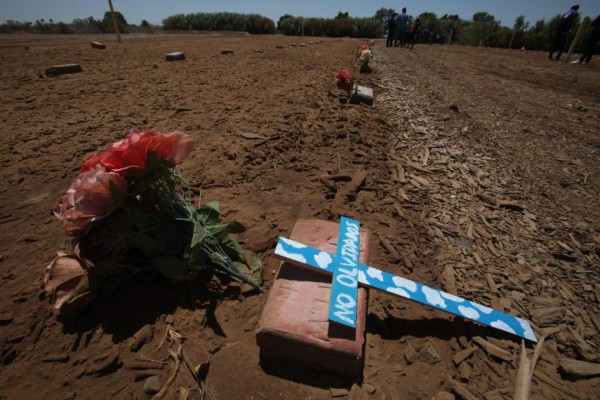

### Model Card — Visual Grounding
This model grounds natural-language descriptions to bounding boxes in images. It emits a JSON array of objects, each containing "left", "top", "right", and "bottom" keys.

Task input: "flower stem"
[{"left": 202, "top": 239, "right": 262, "bottom": 292}]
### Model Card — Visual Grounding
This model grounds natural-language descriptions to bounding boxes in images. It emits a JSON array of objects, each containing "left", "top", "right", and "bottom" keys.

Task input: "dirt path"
[
  {"left": 0, "top": 35, "right": 598, "bottom": 399},
  {"left": 361, "top": 45, "right": 600, "bottom": 399}
]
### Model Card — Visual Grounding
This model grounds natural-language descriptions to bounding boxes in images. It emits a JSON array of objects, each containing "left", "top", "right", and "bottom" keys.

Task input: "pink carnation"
[
  {"left": 53, "top": 166, "right": 127, "bottom": 236},
  {"left": 161, "top": 131, "right": 194, "bottom": 167}
]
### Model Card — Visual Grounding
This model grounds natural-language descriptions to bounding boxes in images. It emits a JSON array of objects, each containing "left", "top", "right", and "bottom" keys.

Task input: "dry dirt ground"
[{"left": 0, "top": 34, "right": 599, "bottom": 400}]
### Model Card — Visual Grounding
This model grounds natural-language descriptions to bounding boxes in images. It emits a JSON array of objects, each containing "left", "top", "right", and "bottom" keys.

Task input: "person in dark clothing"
[
  {"left": 387, "top": 14, "right": 397, "bottom": 47},
  {"left": 548, "top": 4, "right": 580, "bottom": 61},
  {"left": 421, "top": 27, "right": 430, "bottom": 44},
  {"left": 395, "top": 8, "right": 409, "bottom": 47},
  {"left": 575, "top": 15, "right": 600, "bottom": 64},
  {"left": 409, "top": 18, "right": 421, "bottom": 49}
]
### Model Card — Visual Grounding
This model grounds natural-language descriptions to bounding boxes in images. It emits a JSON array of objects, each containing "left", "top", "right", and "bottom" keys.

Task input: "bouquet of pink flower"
[{"left": 46, "top": 130, "right": 263, "bottom": 314}]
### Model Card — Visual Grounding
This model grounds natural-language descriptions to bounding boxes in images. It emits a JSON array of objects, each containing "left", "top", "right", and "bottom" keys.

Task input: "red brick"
[{"left": 256, "top": 219, "right": 370, "bottom": 376}]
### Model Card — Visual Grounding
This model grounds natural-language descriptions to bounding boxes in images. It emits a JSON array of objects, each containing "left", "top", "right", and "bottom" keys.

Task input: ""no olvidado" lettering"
[{"left": 329, "top": 217, "right": 360, "bottom": 327}]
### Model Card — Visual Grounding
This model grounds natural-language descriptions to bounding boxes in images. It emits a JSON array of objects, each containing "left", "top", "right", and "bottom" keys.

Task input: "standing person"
[
  {"left": 409, "top": 18, "right": 421, "bottom": 49},
  {"left": 548, "top": 4, "right": 580, "bottom": 61},
  {"left": 395, "top": 7, "right": 409, "bottom": 47},
  {"left": 574, "top": 15, "right": 600, "bottom": 64},
  {"left": 387, "top": 13, "right": 397, "bottom": 47},
  {"left": 421, "top": 27, "right": 430, "bottom": 44}
]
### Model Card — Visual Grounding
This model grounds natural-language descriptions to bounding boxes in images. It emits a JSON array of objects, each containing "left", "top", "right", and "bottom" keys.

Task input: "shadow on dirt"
[
  {"left": 58, "top": 272, "right": 243, "bottom": 343},
  {"left": 259, "top": 354, "right": 363, "bottom": 390},
  {"left": 366, "top": 312, "right": 528, "bottom": 343}
]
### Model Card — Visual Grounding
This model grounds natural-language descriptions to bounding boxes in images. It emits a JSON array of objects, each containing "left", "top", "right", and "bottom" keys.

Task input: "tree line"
[
  {"left": 162, "top": 12, "right": 275, "bottom": 34},
  {"left": 0, "top": 8, "right": 595, "bottom": 52},
  {"left": 0, "top": 12, "right": 157, "bottom": 34},
  {"left": 277, "top": 12, "right": 381, "bottom": 38}
]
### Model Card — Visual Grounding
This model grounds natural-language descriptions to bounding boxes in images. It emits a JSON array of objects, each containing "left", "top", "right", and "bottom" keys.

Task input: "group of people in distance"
[
  {"left": 386, "top": 8, "right": 422, "bottom": 49},
  {"left": 385, "top": 4, "right": 599, "bottom": 65},
  {"left": 548, "top": 4, "right": 600, "bottom": 65}
]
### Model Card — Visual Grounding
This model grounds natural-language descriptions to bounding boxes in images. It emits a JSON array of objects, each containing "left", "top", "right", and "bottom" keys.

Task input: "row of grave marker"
[{"left": 45, "top": 39, "right": 328, "bottom": 76}]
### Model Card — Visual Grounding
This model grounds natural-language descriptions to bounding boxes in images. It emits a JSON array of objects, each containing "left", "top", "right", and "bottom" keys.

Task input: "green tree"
[
  {"left": 439, "top": 14, "right": 462, "bottom": 43},
  {"left": 102, "top": 10, "right": 129, "bottom": 33},
  {"left": 277, "top": 15, "right": 301, "bottom": 35},
  {"left": 70, "top": 17, "right": 101, "bottom": 33},
  {"left": 467, "top": 11, "right": 500, "bottom": 46},
  {"left": 277, "top": 14, "right": 293, "bottom": 31},
  {"left": 373, "top": 8, "right": 396, "bottom": 25},
  {"left": 418, "top": 12, "right": 439, "bottom": 32},
  {"left": 496, "top": 27, "right": 513, "bottom": 47},
  {"left": 521, "top": 18, "right": 550, "bottom": 50},
  {"left": 162, "top": 14, "right": 187, "bottom": 30},
  {"left": 508, "top": 15, "right": 529, "bottom": 48},
  {"left": 162, "top": 12, "right": 274, "bottom": 34},
  {"left": 513, "top": 15, "right": 528, "bottom": 31}
]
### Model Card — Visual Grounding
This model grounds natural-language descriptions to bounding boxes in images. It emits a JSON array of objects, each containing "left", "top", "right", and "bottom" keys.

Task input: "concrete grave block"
[
  {"left": 290, "top": 43, "right": 297, "bottom": 47},
  {"left": 300, "top": 43, "right": 306, "bottom": 47},
  {"left": 220, "top": 49, "right": 234, "bottom": 55},
  {"left": 350, "top": 85, "right": 374, "bottom": 106},
  {"left": 276, "top": 45, "right": 284, "bottom": 49},
  {"left": 256, "top": 219, "right": 371, "bottom": 377},
  {"left": 45, "top": 64, "right": 83, "bottom": 77},
  {"left": 165, "top": 52, "right": 185, "bottom": 61},
  {"left": 90, "top": 41, "right": 106, "bottom": 50}
]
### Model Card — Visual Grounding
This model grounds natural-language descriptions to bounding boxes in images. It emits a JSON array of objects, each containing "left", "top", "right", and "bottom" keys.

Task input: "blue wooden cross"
[
  {"left": 274, "top": 217, "right": 538, "bottom": 342},
  {"left": 328, "top": 217, "right": 361, "bottom": 327}
]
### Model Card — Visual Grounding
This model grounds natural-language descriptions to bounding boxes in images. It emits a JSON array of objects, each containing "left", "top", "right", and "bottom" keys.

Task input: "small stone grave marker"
[
  {"left": 165, "top": 52, "right": 185, "bottom": 61},
  {"left": 220, "top": 49, "right": 234, "bottom": 55},
  {"left": 90, "top": 41, "right": 106, "bottom": 50},
  {"left": 45, "top": 64, "right": 83, "bottom": 77},
  {"left": 350, "top": 85, "right": 374, "bottom": 106}
]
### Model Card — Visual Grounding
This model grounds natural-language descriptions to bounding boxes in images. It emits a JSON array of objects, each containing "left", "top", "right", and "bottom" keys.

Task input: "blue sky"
[{"left": 1, "top": 1, "right": 599, "bottom": 27}]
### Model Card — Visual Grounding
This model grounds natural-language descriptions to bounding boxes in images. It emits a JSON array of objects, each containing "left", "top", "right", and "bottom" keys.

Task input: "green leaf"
[
  {"left": 232, "top": 259, "right": 263, "bottom": 293},
  {"left": 242, "top": 250, "right": 264, "bottom": 286},
  {"left": 67, "top": 274, "right": 91, "bottom": 301},
  {"left": 183, "top": 241, "right": 208, "bottom": 270},
  {"left": 197, "top": 201, "right": 220, "bottom": 225},
  {"left": 153, "top": 256, "right": 190, "bottom": 280},
  {"left": 221, "top": 235, "right": 244, "bottom": 260},
  {"left": 207, "top": 221, "right": 245, "bottom": 241},
  {"left": 207, "top": 224, "right": 229, "bottom": 240},
  {"left": 226, "top": 221, "right": 246, "bottom": 234},
  {"left": 191, "top": 221, "right": 207, "bottom": 248}
]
